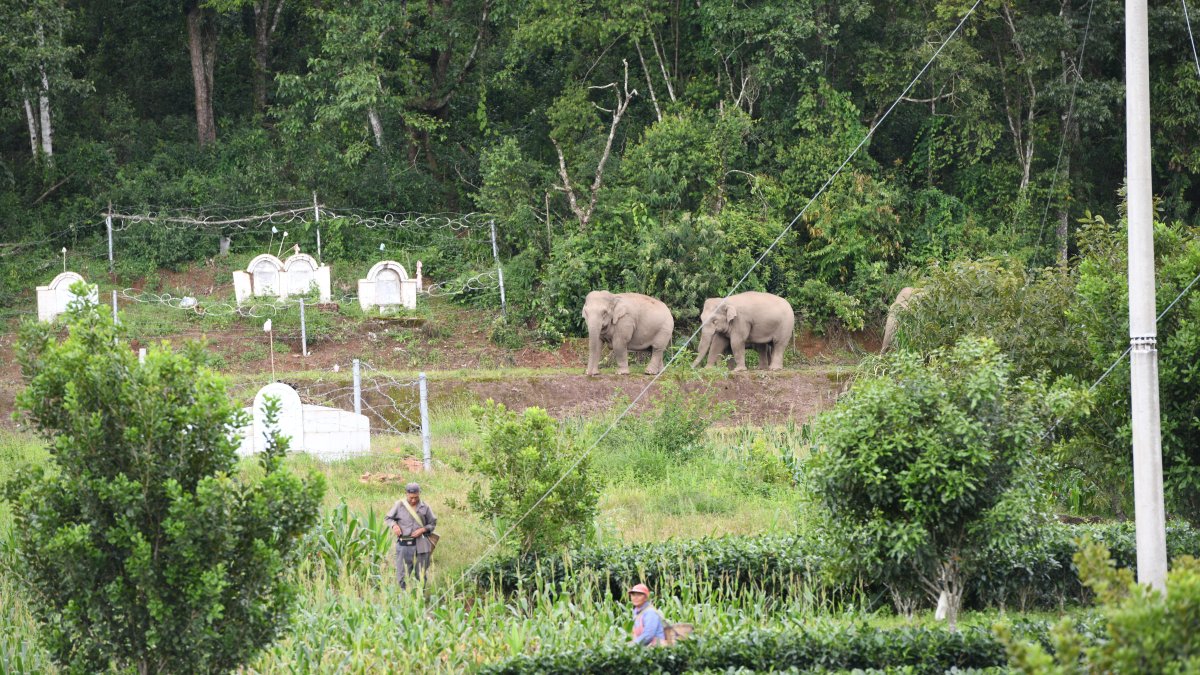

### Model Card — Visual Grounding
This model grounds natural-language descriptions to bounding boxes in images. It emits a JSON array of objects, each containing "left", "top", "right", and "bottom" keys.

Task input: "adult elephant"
[
  {"left": 582, "top": 291, "right": 674, "bottom": 376},
  {"left": 692, "top": 292, "right": 794, "bottom": 372},
  {"left": 880, "top": 287, "right": 918, "bottom": 354}
]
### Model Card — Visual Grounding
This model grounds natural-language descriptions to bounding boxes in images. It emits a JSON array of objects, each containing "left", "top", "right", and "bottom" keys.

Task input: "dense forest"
[{"left": 2, "top": 0, "right": 1200, "bottom": 335}]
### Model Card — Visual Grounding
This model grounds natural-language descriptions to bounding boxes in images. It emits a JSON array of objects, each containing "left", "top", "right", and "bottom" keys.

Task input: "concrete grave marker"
[
  {"left": 358, "top": 260, "right": 421, "bottom": 312},
  {"left": 36, "top": 272, "right": 98, "bottom": 322},
  {"left": 233, "top": 253, "right": 331, "bottom": 305},
  {"left": 235, "top": 382, "right": 370, "bottom": 461}
]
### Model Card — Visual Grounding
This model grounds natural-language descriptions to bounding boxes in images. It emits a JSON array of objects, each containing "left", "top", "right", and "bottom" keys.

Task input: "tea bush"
[{"left": 481, "top": 622, "right": 1055, "bottom": 675}]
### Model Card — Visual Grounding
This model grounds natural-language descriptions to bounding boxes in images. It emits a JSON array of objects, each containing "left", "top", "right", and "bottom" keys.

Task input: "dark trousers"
[{"left": 395, "top": 543, "right": 430, "bottom": 588}]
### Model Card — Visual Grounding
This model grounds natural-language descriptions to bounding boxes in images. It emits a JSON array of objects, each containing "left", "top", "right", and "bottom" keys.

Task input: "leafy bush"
[
  {"left": 811, "top": 336, "right": 1085, "bottom": 629},
  {"left": 468, "top": 400, "right": 600, "bottom": 554},
  {"left": 1002, "top": 538, "right": 1200, "bottom": 673},
  {"left": 481, "top": 623, "right": 1037, "bottom": 675},
  {"left": 468, "top": 521, "right": 1200, "bottom": 611},
  {"left": 3, "top": 293, "right": 325, "bottom": 673}
]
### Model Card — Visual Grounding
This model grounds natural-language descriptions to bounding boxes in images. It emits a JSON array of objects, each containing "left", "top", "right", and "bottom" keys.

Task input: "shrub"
[
  {"left": 3, "top": 292, "right": 325, "bottom": 673},
  {"left": 481, "top": 623, "right": 1039, "bottom": 675},
  {"left": 809, "top": 337, "right": 1087, "bottom": 629},
  {"left": 467, "top": 400, "right": 600, "bottom": 554},
  {"left": 1002, "top": 538, "right": 1200, "bottom": 673}
]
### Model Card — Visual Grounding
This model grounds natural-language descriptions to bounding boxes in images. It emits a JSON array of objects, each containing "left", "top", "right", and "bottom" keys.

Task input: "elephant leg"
[
  {"left": 768, "top": 338, "right": 786, "bottom": 370},
  {"left": 613, "top": 338, "right": 631, "bottom": 375},
  {"left": 755, "top": 344, "right": 770, "bottom": 371},
  {"left": 730, "top": 337, "right": 748, "bottom": 372},
  {"left": 646, "top": 346, "right": 665, "bottom": 375}
]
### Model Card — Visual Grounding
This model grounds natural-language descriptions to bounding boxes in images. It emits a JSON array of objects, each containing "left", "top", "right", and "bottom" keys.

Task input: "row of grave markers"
[{"left": 36, "top": 256, "right": 424, "bottom": 323}]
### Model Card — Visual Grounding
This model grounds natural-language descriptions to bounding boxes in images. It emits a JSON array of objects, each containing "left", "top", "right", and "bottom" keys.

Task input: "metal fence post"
[
  {"left": 313, "top": 192, "right": 322, "bottom": 264},
  {"left": 489, "top": 219, "right": 507, "bottom": 316},
  {"left": 299, "top": 298, "right": 308, "bottom": 357},
  {"left": 353, "top": 359, "right": 361, "bottom": 415},
  {"left": 106, "top": 210, "right": 114, "bottom": 274},
  {"left": 419, "top": 372, "right": 431, "bottom": 471}
]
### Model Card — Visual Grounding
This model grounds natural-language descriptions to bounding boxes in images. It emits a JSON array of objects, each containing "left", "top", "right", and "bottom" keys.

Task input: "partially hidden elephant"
[
  {"left": 879, "top": 287, "right": 917, "bottom": 354},
  {"left": 583, "top": 291, "right": 674, "bottom": 375},
  {"left": 692, "top": 292, "right": 794, "bottom": 371}
]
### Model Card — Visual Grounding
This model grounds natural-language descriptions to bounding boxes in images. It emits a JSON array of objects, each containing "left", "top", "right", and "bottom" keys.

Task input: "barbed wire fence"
[{"left": 5, "top": 200, "right": 509, "bottom": 313}]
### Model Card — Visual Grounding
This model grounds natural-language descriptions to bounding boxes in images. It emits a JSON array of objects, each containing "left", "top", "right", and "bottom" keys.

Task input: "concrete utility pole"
[{"left": 1126, "top": 0, "right": 1168, "bottom": 591}]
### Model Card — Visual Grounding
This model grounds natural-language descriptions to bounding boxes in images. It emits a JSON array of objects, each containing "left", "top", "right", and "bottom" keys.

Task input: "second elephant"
[
  {"left": 692, "top": 292, "right": 794, "bottom": 371},
  {"left": 583, "top": 291, "right": 674, "bottom": 375}
]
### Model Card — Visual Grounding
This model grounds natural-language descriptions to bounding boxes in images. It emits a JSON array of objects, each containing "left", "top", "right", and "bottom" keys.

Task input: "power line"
[{"left": 428, "top": 0, "right": 988, "bottom": 605}]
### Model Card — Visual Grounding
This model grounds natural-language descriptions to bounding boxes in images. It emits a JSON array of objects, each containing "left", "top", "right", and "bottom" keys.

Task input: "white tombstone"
[
  {"left": 234, "top": 382, "right": 370, "bottom": 460},
  {"left": 233, "top": 253, "right": 331, "bottom": 305},
  {"left": 358, "top": 260, "right": 420, "bottom": 312},
  {"left": 36, "top": 272, "right": 98, "bottom": 322}
]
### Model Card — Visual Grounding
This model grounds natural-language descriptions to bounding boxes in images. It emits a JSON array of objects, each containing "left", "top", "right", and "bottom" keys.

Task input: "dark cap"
[{"left": 405, "top": 482, "right": 421, "bottom": 493}]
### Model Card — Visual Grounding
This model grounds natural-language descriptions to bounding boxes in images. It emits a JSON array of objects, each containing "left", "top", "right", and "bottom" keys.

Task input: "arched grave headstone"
[
  {"left": 358, "top": 260, "right": 420, "bottom": 311},
  {"left": 37, "top": 272, "right": 98, "bottom": 322},
  {"left": 233, "top": 253, "right": 331, "bottom": 305},
  {"left": 235, "top": 382, "right": 370, "bottom": 460}
]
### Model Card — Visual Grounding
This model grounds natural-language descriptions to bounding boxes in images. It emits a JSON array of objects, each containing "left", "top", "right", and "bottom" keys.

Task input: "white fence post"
[
  {"left": 106, "top": 209, "right": 114, "bottom": 274},
  {"left": 419, "top": 372, "right": 431, "bottom": 471},
  {"left": 111, "top": 290, "right": 118, "bottom": 324},
  {"left": 313, "top": 192, "right": 322, "bottom": 264},
  {"left": 489, "top": 219, "right": 507, "bottom": 316},
  {"left": 299, "top": 298, "right": 308, "bottom": 357},
  {"left": 353, "top": 359, "right": 361, "bottom": 415},
  {"left": 138, "top": 348, "right": 146, "bottom": 364}
]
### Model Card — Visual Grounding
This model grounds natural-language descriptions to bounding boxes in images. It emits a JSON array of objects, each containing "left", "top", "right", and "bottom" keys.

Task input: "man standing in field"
[
  {"left": 628, "top": 583, "right": 665, "bottom": 646},
  {"left": 385, "top": 482, "right": 438, "bottom": 588}
]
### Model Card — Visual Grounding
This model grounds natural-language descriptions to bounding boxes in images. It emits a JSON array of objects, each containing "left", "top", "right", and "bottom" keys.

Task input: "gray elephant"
[
  {"left": 880, "top": 287, "right": 918, "bottom": 354},
  {"left": 692, "top": 292, "right": 794, "bottom": 372},
  {"left": 583, "top": 291, "right": 674, "bottom": 376}
]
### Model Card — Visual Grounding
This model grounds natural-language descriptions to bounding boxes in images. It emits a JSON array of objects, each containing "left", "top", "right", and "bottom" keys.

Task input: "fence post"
[
  {"left": 489, "top": 219, "right": 507, "bottom": 316},
  {"left": 419, "top": 372, "right": 432, "bottom": 471},
  {"left": 299, "top": 298, "right": 308, "bottom": 357},
  {"left": 313, "top": 192, "right": 322, "bottom": 264},
  {"left": 138, "top": 348, "right": 146, "bottom": 364},
  {"left": 106, "top": 205, "right": 114, "bottom": 274},
  {"left": 111, "top": 290, "right": 118, "bottom": 324},
  {"left": 353, "top": 359, "right": 361, "bottom": 416}
]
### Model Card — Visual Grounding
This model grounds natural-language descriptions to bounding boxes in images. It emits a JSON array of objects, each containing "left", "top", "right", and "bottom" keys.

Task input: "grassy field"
[{"left": 0, "top": 397, "right": 836, "bottom": 673}]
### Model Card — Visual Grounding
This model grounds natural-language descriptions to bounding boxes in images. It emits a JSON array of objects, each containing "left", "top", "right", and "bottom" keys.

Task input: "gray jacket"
[{"left": 385, "top": 500, "right": 438, "bottom": 554}]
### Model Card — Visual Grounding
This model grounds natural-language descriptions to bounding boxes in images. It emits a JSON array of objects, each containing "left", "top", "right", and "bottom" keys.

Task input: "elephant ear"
[
  {"left": 725, "top": 304, "right": 738, "bottom": 322},
  {"left": 613, "top": 302, "right": 630, "bottom": 323}
]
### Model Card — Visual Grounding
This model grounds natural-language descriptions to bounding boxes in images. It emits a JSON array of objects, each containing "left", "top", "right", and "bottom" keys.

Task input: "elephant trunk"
[
  {"left": 693, "top": 327, "right": 713, "bottom": 368},
  {"left": 587, "top": 321, "right": 603, "bottom": 374}
]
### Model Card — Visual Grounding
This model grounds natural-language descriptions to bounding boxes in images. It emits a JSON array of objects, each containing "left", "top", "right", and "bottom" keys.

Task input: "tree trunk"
[
  {"left": 36, "top": 24, "right": 53, "bottom": 159},
  {"left": 24, "top": 95, "right": 39, "bottom": 157},
  {"left": 186, "top": 3, "right": 218, "bottom": 146},
  {"left": 368, "top": 108, "right": 384, "bottom": 148},
  {"left": 1057, "top": 145, "right": 1071, "bottom": 266},
  {"left": 252, "top": 0, "right": 285, "bottom": 112}
]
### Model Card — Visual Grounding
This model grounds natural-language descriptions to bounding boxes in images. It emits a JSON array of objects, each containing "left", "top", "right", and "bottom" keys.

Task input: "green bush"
[
  {"left": 468, "top": 516, "right": 1200, "bottom": 615},
  {"left": 1003, "top": 538, "right": 1200, "bottom": 673},
  {"left": 811, "top": 336, "right": 1086, "bottom": 629},
  {"left": 467, "top": 400, "right": 600, "bottom": 554},
  {"left": 481, "top": 623, "right": 1039, "bottom": 675},
  {"left": 3, "top": 292, "right": 325, "bottom": 673}
]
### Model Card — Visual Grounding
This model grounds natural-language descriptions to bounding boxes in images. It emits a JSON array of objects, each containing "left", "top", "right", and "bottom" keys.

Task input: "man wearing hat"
[
  {"left": 385, "top": 483, "right": 438, "bottom": 588},
  {"left": 628, "top": 583, "right": 665, "bottom": 646}
]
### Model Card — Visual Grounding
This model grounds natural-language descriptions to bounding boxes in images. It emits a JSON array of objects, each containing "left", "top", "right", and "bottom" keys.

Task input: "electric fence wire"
[
  {"left": 429, "top": 0, "right": 990, "bottom": 605},
  {"left": 1035, "top": 0, "right": 1097, "bottom": 250},
  {"left": 1183, "top": 0, "right": 1200, "bottom": 78}
]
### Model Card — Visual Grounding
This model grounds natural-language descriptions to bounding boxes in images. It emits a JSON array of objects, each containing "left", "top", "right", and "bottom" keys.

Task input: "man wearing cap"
[
  {"left": 628, "top": 583, "right": 665, "bottom": 646},
  {"left": 385, "top": 483, "right": 438, "bottom": 588}
]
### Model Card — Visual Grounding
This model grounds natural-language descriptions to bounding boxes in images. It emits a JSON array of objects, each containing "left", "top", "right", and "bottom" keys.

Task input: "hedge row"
[
  {"left": 479, "top": 622, "right": 1067, "bottom": 674},
  {"left": 469, "top": 521, "right": 1200, "bottom": 611}
]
